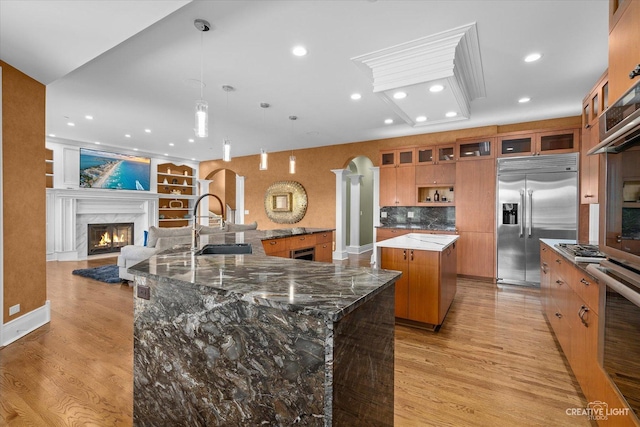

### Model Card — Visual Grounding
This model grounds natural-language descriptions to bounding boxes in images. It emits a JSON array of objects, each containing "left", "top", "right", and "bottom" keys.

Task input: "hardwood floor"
[{"left": 0, "top": 255, "right": 594, "bottom": 426}]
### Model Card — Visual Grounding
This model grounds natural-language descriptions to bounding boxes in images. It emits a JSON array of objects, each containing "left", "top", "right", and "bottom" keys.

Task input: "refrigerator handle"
[
  {"left": 519, "top": 190, "right": 524, "bottom": 238},
  {"left": 528, "top": 189, "right": 533, "bottom": 237}
]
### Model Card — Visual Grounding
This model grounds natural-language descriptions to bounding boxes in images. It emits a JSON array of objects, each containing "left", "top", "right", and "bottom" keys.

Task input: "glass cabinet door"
[
  {"left": 437, "top": 145, "right": 455, "bottom": 162},
  {"left": 537, "top": 129, "right": 578, "bottom": 154},
  {"left": 499, "top": 134, "right": 533, "bottom": 156},
  {"left": 417, "top": 148, "right": 434, "bottom": 164},
  {"left": 457, "top": 138, "right": 495, "bottom": 160}
]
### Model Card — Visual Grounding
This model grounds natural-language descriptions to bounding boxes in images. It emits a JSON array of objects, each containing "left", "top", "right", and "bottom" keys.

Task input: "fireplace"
[{"left": 87, "top": 223, "right": 134, "bottom": 256}]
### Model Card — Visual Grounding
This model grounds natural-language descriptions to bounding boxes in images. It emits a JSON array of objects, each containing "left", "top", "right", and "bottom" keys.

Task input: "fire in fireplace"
[{"left": 88, "top": 223, "right": 134, "bottom": 256}]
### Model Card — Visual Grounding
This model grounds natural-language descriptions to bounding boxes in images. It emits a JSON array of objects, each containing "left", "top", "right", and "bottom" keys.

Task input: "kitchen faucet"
[{"left": 191, "top": 193, "right": 217, "bottom": 251}]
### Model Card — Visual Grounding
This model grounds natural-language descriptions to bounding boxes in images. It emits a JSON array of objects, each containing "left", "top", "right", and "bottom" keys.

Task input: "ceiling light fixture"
[
  {"left": 222, "top": 85, "right": 234, "bottom": 162},
  {"left": 67, "top": 122, "right": 75, "bottom": 127},
  {"left": 429, "top": 84, "right": 444, "bottom": 93},
  {"left": 169, "top": 143, "right": 175, "bottom": 147},
  {"left": 415, "top": 116, "right": 427, "bottom": 122},
  {"left": 289, "top": 115, "right": 297, "bottom": 174},
  {"left": 518, "top": 97, "right": 531, "bottom": 103},
  {"left": 259, "top": 103, "right": 270, "bottom": 170},
  {"left": 145, "top": 128, "right": 151, "bottom": 133},
  {"left": 194, "top": 19, "right": 211, "bottom": 138},
  {"left": 125, "top": 134, "right": 131, "bottom": 138},
  {"left": 384, "top": 119, "right": 393, "bottom": 124},
  {"left": 188, "top": 138, "right": 194, "bottom": 143},
  {"left": 351, "top": 93, "right": 362, "bottom": 100},
  {"left": 49, "top": 134, "right": 55, "bottom": 137},
  {"left": 393, "top": 91, "right": 407, "bottom": 99},
  {"left": 524, "top": 53, "right": 542, "bottom": 63},
  {"left": 445, "top": 111, "right": 458, "bottom": 118},
  {"left": 292, "top": 46, "right": 307, "bottom": 56},
  {"left": 85, "top": 115, "right": 93, "bottom": 120}
]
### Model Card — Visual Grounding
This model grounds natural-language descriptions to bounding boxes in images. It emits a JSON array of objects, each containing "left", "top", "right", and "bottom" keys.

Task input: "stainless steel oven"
[{"left": 587, "top": 260, "right": 640, "bottom": 420}]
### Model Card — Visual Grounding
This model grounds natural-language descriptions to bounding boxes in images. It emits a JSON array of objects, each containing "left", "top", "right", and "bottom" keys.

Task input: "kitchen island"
[
  {"left": 376, "top": 233, "right": 458, "bottom": 329},
  {"left": 129, "top": 229, "right": 400, "bottom": 426}
]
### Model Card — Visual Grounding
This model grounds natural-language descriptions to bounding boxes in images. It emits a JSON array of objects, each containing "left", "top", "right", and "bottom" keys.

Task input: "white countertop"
[{"left": 375, "top": 233, "right": 459, "bottom": 252}]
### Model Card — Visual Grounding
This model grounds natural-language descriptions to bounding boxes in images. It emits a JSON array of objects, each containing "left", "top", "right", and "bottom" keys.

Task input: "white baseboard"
[
  {"left": 347, "top": 243, "right": 373, "bottom": 255},
  {"left": 1, "top": 301, "right": 51, "bottom": 346},
  {"left": 332, "top": 250, "right": 349, "bottom": 260}
]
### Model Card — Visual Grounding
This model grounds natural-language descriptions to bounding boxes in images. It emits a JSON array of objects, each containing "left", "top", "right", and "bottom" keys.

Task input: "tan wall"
[
  {"left": 1, "top": 61, "right": 47, "bottom": 323},
  {"left": 199, "top": 117, "right": 580, "bottom": 231}
]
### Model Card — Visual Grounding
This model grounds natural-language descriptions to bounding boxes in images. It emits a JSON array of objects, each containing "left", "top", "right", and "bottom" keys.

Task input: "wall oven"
[{"left": 585, "top": 78, "right": 640, "bottom": 420}]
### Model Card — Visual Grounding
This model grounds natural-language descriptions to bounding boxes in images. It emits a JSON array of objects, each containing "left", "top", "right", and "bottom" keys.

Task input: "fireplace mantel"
[{"left": 46, "top": 188, "right": 159, "bottom": 261}]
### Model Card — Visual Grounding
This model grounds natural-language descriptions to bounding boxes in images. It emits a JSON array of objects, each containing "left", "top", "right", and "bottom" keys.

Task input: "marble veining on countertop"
[
  {"left": 128, "top": 230, "right": 400, "bottom": 322},
  {"left": 375, "top": 233, "right": 459, "bottom": 251}
]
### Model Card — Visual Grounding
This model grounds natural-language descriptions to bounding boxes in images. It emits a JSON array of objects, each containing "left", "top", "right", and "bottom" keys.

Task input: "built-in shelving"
[
  {"left": 46, "top": 148, "right": 54, "bottom": 188},
  {"left": 157, "top": 163, "right": 196, "bottom": 228}
]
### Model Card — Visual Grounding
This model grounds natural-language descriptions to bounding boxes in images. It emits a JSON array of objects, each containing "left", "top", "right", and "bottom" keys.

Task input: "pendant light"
[
  {"left": 222, "top": 85, "right": 234, "bottom": 162},
  {"left": 289, "top": 115, "right": 297, "bottom": 174},
  {"left": 194, "top": 19, "right": 210, "bottom": 138},
  {"left": 259, "top": 103, "right": 269, "bottom": 170}
]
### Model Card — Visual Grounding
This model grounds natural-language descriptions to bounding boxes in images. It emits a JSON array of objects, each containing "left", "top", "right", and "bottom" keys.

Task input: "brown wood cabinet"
[
  {"left": 455, "top": 137, "right": 495, "bottom": 161},
  {"left": 581, "top": 71, "right": 608, "bottom": 205},
  {"left": 262, "top": 231, "right": 334, "bottom": 262},
  {"left": 541, "top": 242, "right": 638, "bottom": 427},
  {"left": 381, "top": 242, "right": 457, "bottom": 326},
  {"left": 416, "top": 144, "right": 456, "bottom": 165},
  {"left": 608, "top": 0, "right": 640, "bottom": 102},
  {"left": 380, "top": 148, "right": 416, "bottom": 206},
  {"left": 498, "top": 128, "right": 579, "bottom": 157},
  {"left": 455, "top": 158, "right": 496, "bottom": 279}
]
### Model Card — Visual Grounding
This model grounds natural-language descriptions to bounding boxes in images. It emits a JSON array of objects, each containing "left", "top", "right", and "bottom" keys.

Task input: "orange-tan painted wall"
[
  {"left": 199, "top": 116, "right": 580, "bottom": 231},
  {"left": 1, "top": 61, "right": 47, "bottom": 323}
]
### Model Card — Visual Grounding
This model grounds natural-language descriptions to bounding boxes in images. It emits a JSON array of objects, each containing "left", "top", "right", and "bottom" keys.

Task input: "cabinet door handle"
[
  {"left": 555, "top": 312, "right": 562, "bottom": 319},
  {"left": 555, "top": 259, "right": 562, "bottom": 264},
  {"left": 403, "top": 250, "right": 407, "bottom": 260},
  {"left": 556, "top": 279, "right": 564, "bottom": 286},
  {"left": 410, "top": 250, "right": 414, "bottom": 261},
  {"left": 269, "top": 241, "right": 277, "bottom": 245},
  {"left": 580, "top": 278, "right": 590, "bottom": 286},
  {"left": 579, "top": 305, "right": 589, "bottom": 327}
]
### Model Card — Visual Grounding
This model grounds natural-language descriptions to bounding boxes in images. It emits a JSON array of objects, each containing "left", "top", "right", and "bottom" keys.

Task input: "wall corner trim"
[{"left": 1, "top": 301, "right": 51, "bottom": 346}]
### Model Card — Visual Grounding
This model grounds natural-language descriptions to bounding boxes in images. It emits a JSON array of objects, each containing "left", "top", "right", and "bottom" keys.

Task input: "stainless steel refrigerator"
[{"left": 497, "top": 153, "right": 578, "bottom": 286}]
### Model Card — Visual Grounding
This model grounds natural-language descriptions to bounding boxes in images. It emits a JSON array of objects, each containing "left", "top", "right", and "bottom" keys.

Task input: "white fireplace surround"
[{"left": 47, "top": 189, "right": 158, "bottom": 261}]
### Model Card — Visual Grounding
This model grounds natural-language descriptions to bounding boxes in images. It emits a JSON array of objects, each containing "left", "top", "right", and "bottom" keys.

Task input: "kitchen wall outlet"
[
  {"left": 9, "top": 304, "right": 20, "bottom": 316},
  {"left": 408, "top": 212, "right": 414, "bottom": 218},
  {"left": 381, "top": 212, "right": 387, "bottom": 218},
  {"left": 244, "top": 210, "right": 250, "bottom": 215},
  {"left": 137, "top": 285, "right": 151, "bottom": 300}
]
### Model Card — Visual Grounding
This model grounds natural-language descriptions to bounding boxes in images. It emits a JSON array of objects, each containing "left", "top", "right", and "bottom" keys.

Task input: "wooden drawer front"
[
  {"left": 315, "top": 243, "right": 332, "bottom": 263},
  {"left": 376, "top": 228, "right": 409, "bottom": 241},
  {"left": 289, "top": 234, "right": 317, "bottom": 250},
  {"left": 262, "top": 238, "right": 290, "bottom": 255},
  {"left": 573, "top": 272, "right": 599, "bottom": 316},
  {"left": 315, "top": 232, "right": 332, "bottom": 244},
  {"left": 547, "top": 296, "right": 572, "bottom": 360}
]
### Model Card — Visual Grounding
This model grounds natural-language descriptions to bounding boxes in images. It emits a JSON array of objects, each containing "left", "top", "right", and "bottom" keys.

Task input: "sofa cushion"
[
  {"left": 147, "top": 225, "right": 192, "bottom": 248},
  {"left": 156, "top": 235, "right": 192, "bottom": 250},
  {"left": 227, "top": 221, "right": 258, "bottom": 232}
]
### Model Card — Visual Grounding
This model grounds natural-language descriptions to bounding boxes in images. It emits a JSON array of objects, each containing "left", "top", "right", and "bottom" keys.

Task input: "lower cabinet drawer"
[
  {"left": 289, "top": 234, "right": 317, "bottom": 249},
  {"left": 262, "top": 238, "right": 290, "bottom": 255}
]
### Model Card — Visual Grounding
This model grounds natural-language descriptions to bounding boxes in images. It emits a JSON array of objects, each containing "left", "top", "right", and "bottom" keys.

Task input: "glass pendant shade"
[
  {"left": 289, "top": 155, "right": 296, "bottom": 174},
  {"left": 195, "top": 99, "right": 208, "bottom": 138},
  {"left": 223, "top": 139, "right": 231, "bottom": 162},
  {"left": 259, "top": 149, "right": 268, "bottom": 170}
]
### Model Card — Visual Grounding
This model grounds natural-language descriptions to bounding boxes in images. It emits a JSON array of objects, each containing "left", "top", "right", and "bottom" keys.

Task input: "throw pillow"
[
  {"left": 227, "top": 221, "right": 258, "bottom": 232},
  {"left": 143, "top": 230, "right": 148, "bottom": 247}
]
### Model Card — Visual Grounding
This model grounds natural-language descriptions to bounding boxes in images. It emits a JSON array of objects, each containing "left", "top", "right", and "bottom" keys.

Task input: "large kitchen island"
[{"left": 129, "top": 229, "right": 400, "bottom": 426}]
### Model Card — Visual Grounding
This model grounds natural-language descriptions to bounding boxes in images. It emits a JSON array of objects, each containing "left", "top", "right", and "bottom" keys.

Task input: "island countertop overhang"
[{"left": 128, "top": 229, "right": 401, "bottom": 322}]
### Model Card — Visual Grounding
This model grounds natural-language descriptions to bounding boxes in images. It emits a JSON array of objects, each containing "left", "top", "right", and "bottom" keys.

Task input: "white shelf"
[{"left": 158, "top": 172, "right": 195, "bottom": 179}]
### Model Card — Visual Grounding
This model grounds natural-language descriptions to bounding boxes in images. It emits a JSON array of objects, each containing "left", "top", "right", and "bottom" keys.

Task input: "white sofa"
[{"left": 117, "top": 222, "right": 258, "bottom": 281}]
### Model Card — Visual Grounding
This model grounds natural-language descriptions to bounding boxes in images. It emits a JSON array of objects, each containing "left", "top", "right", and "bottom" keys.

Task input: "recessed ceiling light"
[
  {"left": 416, "top": 116, "right": 427, "bottom": 122},
  {"left": 49, "top": 133, "right": 55, "bottom": 137},
  {"left": 67, "top": 122, "right": 75, "bottom": 127},
  {"left": 125, "top": 134, "right": 131, "bottom": 138},
  {"left": 445, "top": 111, "right": 458, "bottom": 118},
  {"left": 292, "top": 46, "right": 307, "bottom": 56},
  {"left": 350, "top": 93, "right": 362, "bottom": 100},
  {"left": 191, "top": 158, "right": 196, "bottom": 161},
  {"left": 145, "top": 129, "right": 151, "bottom": 133},
  {"left": 169, "top": 143, "right": 175, "bottom": 147},
  {"left": 85, "top": 115, "right": 93, "bottom": 120},
  {"left": 133, "top": 148, "right": 139, "bottom": 151},
  {"left": 429, "top": 84, "right": 445, "bottom": 93},
  {"left": 384, "top": 118, "right": 393, "bottom": 124},
  {"left": 518, "top": 97, "right": 531, "bottom": 103},
  {"left": 95, "top": 141, "right": 101, "bottom": 145},
  {"left": 393, "top": 91, "right": 407, "bottom": 99},
  {"left": 164, "top": 153, "right": 169, "bottom": 156},
  {"left": 188, "top": 138, "right": 195, "bottom": 143},
  {"left": 524, "top": 53, "right": 542, "bottom": 63}
]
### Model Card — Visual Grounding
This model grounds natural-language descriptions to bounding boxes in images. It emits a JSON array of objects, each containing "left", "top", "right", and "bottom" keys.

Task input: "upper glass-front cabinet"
[
  {"left": 380, "top": 148, "right": 415, "bottom": 167},
  {"left": 456, "top": 137, "right": 495, "bottom": 161},
  {"left": 498, "top": 129, "right": 578, "bottom": 157},
  {"left": 416, "top": 144, "right": 455, "bottom": 164}
]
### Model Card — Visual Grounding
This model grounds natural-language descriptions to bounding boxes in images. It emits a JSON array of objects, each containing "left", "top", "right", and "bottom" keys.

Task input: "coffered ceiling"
[{"left": 0, "top": 1, "right": 609, "bottom": 162}]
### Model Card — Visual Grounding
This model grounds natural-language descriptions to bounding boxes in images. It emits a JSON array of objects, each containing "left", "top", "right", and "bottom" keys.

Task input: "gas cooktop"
[{"left": 555, "top": 243, "right": 607, "bottom": 263}]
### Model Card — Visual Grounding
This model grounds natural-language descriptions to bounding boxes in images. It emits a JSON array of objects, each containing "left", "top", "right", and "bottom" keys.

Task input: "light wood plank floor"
[{"left": 0, "top": 256, "right": 595, "bottom": 426}]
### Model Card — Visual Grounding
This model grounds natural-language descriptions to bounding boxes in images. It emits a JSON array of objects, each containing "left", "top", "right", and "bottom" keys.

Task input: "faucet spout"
[{"left": 192, "top": 193, "right": 216, "bottom": 251}]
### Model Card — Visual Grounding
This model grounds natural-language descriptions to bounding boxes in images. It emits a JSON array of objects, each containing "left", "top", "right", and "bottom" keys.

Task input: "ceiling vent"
[{"left": 352, "top": 22, "right": 485, "bottom": 127}]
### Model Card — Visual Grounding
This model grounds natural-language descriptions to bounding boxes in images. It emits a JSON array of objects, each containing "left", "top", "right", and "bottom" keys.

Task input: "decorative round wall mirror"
[{"left": 264, "top": 181, "right": 308, "bottom": 224}]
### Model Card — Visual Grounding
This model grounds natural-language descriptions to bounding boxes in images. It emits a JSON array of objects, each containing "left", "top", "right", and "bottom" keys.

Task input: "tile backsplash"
[{"left": 380, "top": 206, "right": 455, "bottom": 230}]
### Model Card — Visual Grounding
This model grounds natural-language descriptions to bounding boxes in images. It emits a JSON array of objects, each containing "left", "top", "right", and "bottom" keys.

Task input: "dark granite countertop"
[
  {"left": 540, "top": 238, "right": 601, "bottom": 281},
  {"left": 128, "top": 229, "right": 400, "bottom": 322}
]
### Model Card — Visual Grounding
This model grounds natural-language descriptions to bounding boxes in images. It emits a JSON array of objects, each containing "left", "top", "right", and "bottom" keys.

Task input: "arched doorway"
[{"left": 202, "top": 168, "right": 245, "bottom": 225}]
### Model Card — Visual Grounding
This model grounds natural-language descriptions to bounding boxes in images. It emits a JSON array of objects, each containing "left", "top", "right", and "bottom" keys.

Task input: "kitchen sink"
[{"left": 195, "top": 243, "right": 252, "bottom": 255}]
